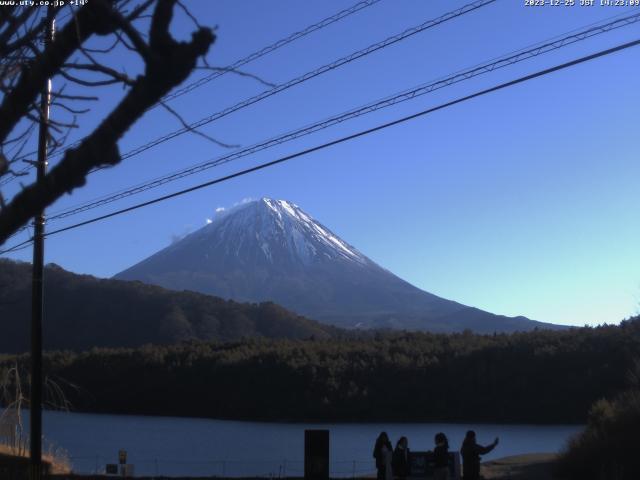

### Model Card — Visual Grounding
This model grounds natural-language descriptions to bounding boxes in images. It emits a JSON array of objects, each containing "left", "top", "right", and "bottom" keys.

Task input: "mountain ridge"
[{"left": 0, "top": 258, "right": 338, "bottom": 353}]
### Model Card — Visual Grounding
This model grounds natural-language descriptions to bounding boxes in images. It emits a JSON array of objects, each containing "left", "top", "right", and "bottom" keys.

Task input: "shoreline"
[
  {"left": 1, "top": 448, "right": 560, "bottom": 479},
  {"left": 481, "top": 453, "right": 558, "bottom": 479},
  {"left": 37, "top": 407, "right": 585, "bottom": 426}
]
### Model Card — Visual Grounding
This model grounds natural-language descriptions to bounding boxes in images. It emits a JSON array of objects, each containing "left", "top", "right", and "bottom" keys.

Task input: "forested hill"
[
  {"left": 3, "top": 318, "right": 638, "bottom": 423},
  {"left": 0, "top": 259, "right": 338, "bottom": 353}
]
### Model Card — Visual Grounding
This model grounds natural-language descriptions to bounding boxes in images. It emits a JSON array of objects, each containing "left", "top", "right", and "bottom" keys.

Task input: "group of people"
[{"left": 372, "top": 430, "right": 499, "bottom": 480}]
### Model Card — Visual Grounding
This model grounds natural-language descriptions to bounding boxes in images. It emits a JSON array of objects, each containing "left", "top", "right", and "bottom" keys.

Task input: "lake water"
[{"left": 33, "top": 410, "right": 582, "bottom": 477}]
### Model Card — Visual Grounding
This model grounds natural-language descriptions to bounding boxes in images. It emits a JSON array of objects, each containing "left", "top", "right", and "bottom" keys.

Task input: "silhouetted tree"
[
  {"left": 0, "top": 0, "right": 215, "bottom": 244},
  {"left": 2, "top": 316, "right": 639, "bottom": 423}
]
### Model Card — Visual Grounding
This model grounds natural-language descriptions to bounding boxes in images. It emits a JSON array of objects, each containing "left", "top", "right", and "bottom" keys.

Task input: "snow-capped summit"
[
  {"left": 260, "top": 198, "right": 366, "bottom": 264},
  {"left": 115, "top": 198, "right": 559, "bottom": 333},
  {"left": 155, "top": 198, "right": 369, "bottom": 271},
  {"left": 199, "top": 197, "right": 368, "bottom": 266}
]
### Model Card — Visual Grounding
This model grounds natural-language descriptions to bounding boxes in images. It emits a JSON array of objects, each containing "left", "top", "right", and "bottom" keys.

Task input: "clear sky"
[{"left": 2, "top": 0, "right": 639, "bottom": 327}]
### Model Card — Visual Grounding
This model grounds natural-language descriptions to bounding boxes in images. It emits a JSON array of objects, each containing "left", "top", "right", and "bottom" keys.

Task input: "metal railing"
[{"left": 67, "top": 455, "right": 376, "bottom": 478}]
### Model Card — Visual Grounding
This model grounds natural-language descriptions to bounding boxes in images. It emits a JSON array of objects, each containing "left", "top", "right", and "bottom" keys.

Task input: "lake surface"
[{"left": 34, "top": 410, "right": 582, "bottom": 477}]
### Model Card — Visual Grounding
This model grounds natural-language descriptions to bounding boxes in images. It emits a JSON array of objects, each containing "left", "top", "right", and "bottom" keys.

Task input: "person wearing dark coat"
[
  {"left": 373, "top": 431, "right": 393, "bottom": 480},
  {"left": 391, "top": 436, "right": 411, "bottom": 479},
  {"left": 433, "top": 432, "right": 450, "bottom": 480},
  {"left": 460, "top": 430, "right": 499, "bottom": 480}
]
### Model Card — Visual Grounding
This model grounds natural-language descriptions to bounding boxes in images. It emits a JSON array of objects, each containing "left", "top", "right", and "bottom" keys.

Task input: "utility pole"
[{"left": 30, "top": 7, "right": 54, "bottom": 480}]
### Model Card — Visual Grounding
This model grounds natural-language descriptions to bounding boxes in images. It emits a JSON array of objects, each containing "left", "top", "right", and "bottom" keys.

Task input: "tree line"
[
  {"left": 2, "top": 317, "right": 638, "bottom": 424},
  {"left": 0, "top": 259, "right": 337, "bottom": 353}
]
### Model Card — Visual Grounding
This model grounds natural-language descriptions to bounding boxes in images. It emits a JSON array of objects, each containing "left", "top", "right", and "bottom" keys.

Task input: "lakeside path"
[
  {"left": 481, "top": 453, "right": 558, "bottom": 479},
  {"left": 2, "top": 449, "right": 560, "bottom": 479}
]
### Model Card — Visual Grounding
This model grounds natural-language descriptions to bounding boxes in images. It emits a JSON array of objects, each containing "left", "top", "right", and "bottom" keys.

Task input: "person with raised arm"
[{"left": 460, "top": 430, "right": 499, "bottom": 480}]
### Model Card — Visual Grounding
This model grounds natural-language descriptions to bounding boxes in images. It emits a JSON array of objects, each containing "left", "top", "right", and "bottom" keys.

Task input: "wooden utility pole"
[{"left": 30, "top": 7, "right": 54, "bottom": 480}]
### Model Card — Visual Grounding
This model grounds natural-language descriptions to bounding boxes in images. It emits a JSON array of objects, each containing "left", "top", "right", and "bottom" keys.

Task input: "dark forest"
[{"left": 2, "top": 318, "right": 638, "bottom": 424}]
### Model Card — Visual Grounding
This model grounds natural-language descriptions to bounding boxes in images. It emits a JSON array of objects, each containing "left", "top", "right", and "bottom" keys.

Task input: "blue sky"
[{"left": 2, "top": 0, "right": 640, "bottom": 326}]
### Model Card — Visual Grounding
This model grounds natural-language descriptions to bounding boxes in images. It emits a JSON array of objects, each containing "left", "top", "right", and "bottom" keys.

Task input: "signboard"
[
  {"left": 408, "top": 451, "right": 460, "bottom": 480},
  {"left": 450, "top": 452, "right": 461, "bottom": 480},
  {"left": 409, "top": 451, "right": 433, "bottom": 476},
  {"left": 121, "top": 464, "right": 135, "bottom": 477}
]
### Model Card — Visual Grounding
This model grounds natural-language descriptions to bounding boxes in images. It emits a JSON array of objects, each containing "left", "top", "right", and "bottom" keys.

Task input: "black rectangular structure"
[
  {"left": 409, "top": 451, "right": 432, "bottom": 476},
  {"left": 408, "top": 451, "right": 461, "bottom": 479},
  {"left": 304, "top": 429, "right": 329, "bottom": 480}
]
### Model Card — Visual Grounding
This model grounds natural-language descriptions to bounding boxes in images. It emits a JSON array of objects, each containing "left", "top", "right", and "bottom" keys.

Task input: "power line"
[
  {"left": 43, "top": 10, "right": 640, "bottom": 223},
  {"left": 3, "top": 36, "right": 639, "bottom": 252},
  {"left": 112, "top": 0, "right": 496, "bottom": 164},
  {"left": 19, "top": 37, "right": 637, "bottom": 243},
  {"left": 2, "top": 0, "right": 496, "bottom": 190},
  {"left": 0, "top": 0, "right": 384, "bottom": 186},
  {"left": 0, "top": 237, "right": 33, "bottom": 255},
  {"left": 162, "top": 0, "right": 384, "bottom": 103}
]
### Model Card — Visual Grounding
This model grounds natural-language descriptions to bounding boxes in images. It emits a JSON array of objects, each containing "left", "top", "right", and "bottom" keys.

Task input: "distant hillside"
[{"left": 0, "top": 259, "right": 337, "bottom": 353}]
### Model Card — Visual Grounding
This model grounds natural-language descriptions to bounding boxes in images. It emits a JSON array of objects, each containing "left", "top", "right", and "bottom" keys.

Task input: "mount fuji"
[{"left": 115, "top": 198, "right": 559, "bottom": 333}]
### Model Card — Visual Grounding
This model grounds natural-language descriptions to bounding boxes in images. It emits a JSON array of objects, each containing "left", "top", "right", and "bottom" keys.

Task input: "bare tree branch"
[
  {"left": 159, "top": 100, "right": 239, "bottom": 149},
  {"left": 196, "top": 64, "right": 276, "bottom": 88},
  {"left": 58, "top": 68, "right": 128, "bottom": 87},
  {"left": 51, "top": 101, "right": 91, "bottom": 115},
  {"left": 0, "top": 0, "right": 119, "bottom": 143},
  {"left": 62, "top": 62, "right": 136, "bottom": 86},
  {"left": 0, "top": 0, "right": 215, "bottom": 244},
  {"left": 177, "top": 0, "right": 202, "bottom": 29}
]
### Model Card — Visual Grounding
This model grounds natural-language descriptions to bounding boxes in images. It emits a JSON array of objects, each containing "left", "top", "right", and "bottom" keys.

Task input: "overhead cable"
[
  {"left": 113, "top": 0, "right": 496, "bottom": 163},
  {"left": 0, "top": 0, "right": 384, "bottom": 186},
  {"left": 2, "top": 0, "right": 496, "bottom": 190},
  {"left": 44, "top": 10, "right": 640, "bottom": 223},
  {"left": 3, "top": 36, "right": 639, "bottom": 253},
  {"left": 19, "top": 37, "right": 638, "bottom": 244}
]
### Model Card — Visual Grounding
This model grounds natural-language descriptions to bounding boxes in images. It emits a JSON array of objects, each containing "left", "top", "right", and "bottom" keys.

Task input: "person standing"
[
  {"left": 433, "top": 432, "right": 450, "bottom": 480},
  {"left": 392, "top": 436, "right": 411, "bottom": 480},
  {"left": 460, "top": 430, "right": 499, "bottom": 480},
  {"left": 373, "top": 431, "right": 393, "bottom": 480}
]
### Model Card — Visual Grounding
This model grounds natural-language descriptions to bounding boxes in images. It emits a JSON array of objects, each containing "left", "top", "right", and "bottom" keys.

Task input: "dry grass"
[
  {"left": 0, "top": 443, "right": 71, "bottom": 474},
  {"left": 481, "top": 453, "right": 558, "bottom": 480}
]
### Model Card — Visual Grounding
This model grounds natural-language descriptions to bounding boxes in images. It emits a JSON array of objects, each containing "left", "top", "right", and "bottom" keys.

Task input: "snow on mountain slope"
[
  {"left": 115, "top": 198, "right": 561, "bottom": 333},
  {"left": 151, "top": 198, "right": 368, "bottom": 269}
]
